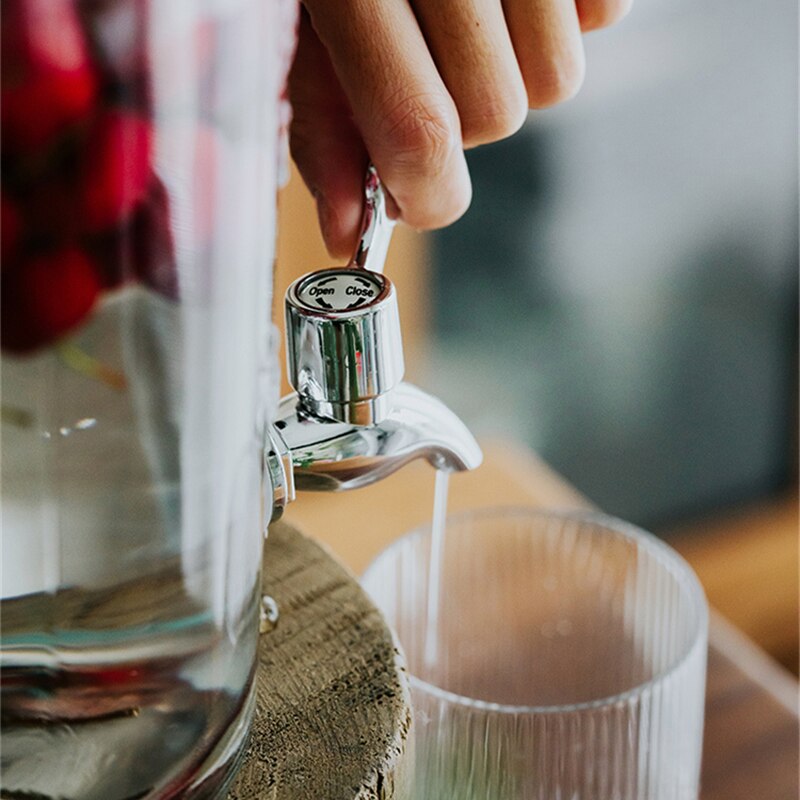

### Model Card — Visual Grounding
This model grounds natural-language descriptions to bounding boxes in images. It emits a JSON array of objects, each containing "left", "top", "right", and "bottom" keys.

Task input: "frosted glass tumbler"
[{"left": 362, "top": 509, "right": 708, "bottom": 800}]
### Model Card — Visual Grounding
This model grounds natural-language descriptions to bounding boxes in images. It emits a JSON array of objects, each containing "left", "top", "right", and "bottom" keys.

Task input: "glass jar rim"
[{"left": 362, "top": 506, "right": 709, "bottom": 716}]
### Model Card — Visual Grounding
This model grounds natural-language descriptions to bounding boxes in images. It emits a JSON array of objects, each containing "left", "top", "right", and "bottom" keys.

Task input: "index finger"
[{"left": 303, "top": 0, "right": 472, "bottom": 231}]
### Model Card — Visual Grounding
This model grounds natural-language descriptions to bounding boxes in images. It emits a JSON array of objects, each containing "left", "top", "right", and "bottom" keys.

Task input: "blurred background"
[
  {"left": 427, "top": 0, "right": 797, "bottom": 529},
  {"left": 277, "top": 0, "right": 798, "bottom": 676}
]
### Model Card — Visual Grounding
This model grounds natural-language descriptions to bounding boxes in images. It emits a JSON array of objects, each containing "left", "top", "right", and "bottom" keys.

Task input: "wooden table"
[
  {"left": 702, "top": 613, "right": 798, "bottom": 799},
  {"left": 281, "top": 440, "right": 799, "bottom": 799}
]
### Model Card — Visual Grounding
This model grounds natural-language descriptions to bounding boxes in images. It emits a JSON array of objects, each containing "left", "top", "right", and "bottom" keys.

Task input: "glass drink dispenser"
[{"left": 1, "top": 1, "right": 290, "bottom": 796}]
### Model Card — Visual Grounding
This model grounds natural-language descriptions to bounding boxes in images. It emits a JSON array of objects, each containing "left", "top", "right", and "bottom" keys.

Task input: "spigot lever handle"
[
  {"left": 268, "top": 167, "right": 482, "bottom": 525},
  {"left": 349, "top": 165, "right": 395, "bottom": 274}
]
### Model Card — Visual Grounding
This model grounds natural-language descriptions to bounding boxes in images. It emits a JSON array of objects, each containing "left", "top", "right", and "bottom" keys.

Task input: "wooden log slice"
[{"left": 227, "top": 521, "right": 411, "bottom": 800}]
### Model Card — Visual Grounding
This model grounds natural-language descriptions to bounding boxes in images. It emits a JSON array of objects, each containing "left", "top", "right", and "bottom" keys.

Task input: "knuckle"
[
  {"left": 461, "top": 90, "right": 528, "bottom": 148},
  {"left": 580, "top": 0, "right": 633, "bottom": 30},
  {"left": 526, "top": 56, "right": 586, "bottom": 108},
  {"left": 380, "top": 89, "right": 461, "bottom": 174}
]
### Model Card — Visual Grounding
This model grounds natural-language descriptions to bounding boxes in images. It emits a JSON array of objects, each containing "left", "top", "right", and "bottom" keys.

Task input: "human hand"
[{"left": 288, "top": 0, "right": 631, "bottom": 259}]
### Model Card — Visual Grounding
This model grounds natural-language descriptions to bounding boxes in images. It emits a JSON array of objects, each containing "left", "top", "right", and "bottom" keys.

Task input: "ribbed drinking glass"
[{"left": 362, "top": 508, "right": 708, "bottom": 800}]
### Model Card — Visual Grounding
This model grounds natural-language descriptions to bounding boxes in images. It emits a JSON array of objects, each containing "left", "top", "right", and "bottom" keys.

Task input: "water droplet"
[
  {"left": 75, "top": 418, "right": 97, "bottom": 430},
  {"left": 59, "top": 427, "right": 71, "bottom": 437},
  {"left": 259, "top": 594, "right": 279, "bottom": 634}
]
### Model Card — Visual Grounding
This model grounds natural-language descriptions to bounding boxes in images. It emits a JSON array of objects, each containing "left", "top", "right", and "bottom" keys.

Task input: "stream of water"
[{"left": 424, "top": 469, "right": 450, "bottom": 667}]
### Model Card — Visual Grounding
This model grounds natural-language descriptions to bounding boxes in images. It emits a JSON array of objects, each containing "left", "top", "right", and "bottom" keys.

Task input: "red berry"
[
  {"left": 1, "top": 194, "right": 23, "bottom": 263},
  {"left": 23, "top": 177, "right": 80, "bottom": 242},
  {"left": 79, "top": 0, "right": 152, "bottom": 111},
  {"left": 88, "top": 176, "right": 177, "bottom": 296},
  {"left": 132, "top": 177, "right": 178, "bottom": 299},
  {"left": 84, "top": 225, "right": 130, "bottom": 291},
  {"left": 80, "top": 0, "right": 147, "bottom": 77},
  {"left": 79, "top": 110, "right": 152, "bottom": 231},
  {"left": 1, "top": 246, "right": 100, "bottom": 353},
  {"left": 92, "top": 666, "right": 142, "bottom": 686},
  {"left": 1, "top": 0, "right": 98, "bottom": 153}
]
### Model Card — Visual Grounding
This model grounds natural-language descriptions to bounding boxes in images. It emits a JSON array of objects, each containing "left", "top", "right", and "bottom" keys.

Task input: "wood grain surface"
[
  {"left": 702, "top": 615, "right": 799, "bottom": 800},
  {"left": 228, "top": 521, "right": 411, "bottom": 800}
]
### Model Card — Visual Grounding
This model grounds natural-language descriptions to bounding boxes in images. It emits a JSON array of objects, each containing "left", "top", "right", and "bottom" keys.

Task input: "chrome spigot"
[{"left": 265, "top": 167, "right": 482, "bottom": 523}]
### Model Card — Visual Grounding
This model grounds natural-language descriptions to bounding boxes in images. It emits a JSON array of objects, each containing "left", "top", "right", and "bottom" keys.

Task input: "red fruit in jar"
[
  {"left": 1, "top": 0, "right": 98, "bottom": 153},
  {"left": 1, "top": 246, "right": 101, "bottom": 353},
  {"left": 79, "top": 110, "right": 152, "bottom": 231},
  {"left": 91, "top": 666, "right": 143, "bottom": 686},
  {"left": 23, "top": 177, "right": 81, "bottom": 243},
  {"left": 84, "top": 225, "right": 130, "bottom": 291},
  {"left": 132, "top": 177, "right": 178, "bottom": 299},
  {"left": 79, "top": 0, "right": 152, "bottom": 111},
  {"left": 79, "top": 0, "right": 146, "bottom": 78},
  {"left": 2, "top": 195, "right": 23, "bottom": 263},
  {"left": 89, "top": 176, "right": 177, "bottom": 296}
]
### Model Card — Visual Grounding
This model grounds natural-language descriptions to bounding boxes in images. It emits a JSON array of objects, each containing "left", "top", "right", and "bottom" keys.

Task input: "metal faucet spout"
[
  {"left": 270, "top": 383, "right": 482, "bottom": 496},
  {"left": 265, "top": 166, "right": 482, "bottom": 524}
]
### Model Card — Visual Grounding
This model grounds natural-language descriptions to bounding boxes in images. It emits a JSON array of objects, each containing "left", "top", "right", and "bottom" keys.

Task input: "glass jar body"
[{"left": 1, "top": 1, "right": 287, "bottom": 796}]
